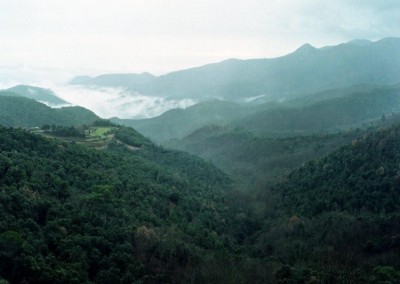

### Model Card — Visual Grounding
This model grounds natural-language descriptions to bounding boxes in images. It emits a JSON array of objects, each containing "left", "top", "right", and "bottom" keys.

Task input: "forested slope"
[
  {"left": 118, "top": 84, "right": 400, "bottom": 143},
  {"left": 0, "top": 126, "right": 264, "bottom": 283},
  {"left": 167, "top": 125, "right": 371, "bottom": 187},
  {"left": 112, "top": 100, "right": 254, "bottom": 142},
  {"left": 277, "top": 125, "right": 400, "bottom": 215},
  {"left": 233, "top": 85, "right": 400, "bottom": 136},
  {"left": 253, "top": 124, "right": 400, "bottom": 283},
  {"left": 0, "top": 96, "right": 99, "bottom": 127}
]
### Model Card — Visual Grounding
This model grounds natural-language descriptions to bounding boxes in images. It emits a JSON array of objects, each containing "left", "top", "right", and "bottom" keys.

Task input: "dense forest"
[
  {"left": 1, "top": 114, "right": 400, "bottom": 283},
  {"left": 252, "top": 124, "right": 400, "bottom": 283},
  {"left": 167, "top": 125, "right": 368, "bottom": 187},
  {"left": 0, "top": 124, "right": 272, "bottom": 283}
]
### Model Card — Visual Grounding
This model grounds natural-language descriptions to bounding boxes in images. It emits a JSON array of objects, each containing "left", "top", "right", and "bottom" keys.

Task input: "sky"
[{"left": 1, "top": 0, "right": 400, "bottom": 83}]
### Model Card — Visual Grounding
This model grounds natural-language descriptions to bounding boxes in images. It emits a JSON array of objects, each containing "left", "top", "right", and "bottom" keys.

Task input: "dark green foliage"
[
  {"left": 47, "top": 125, "right": 85, "bottom": 138},
  {"left": 0, "top": 96, "right": 55, "bottom": 127},
  {"left": 0, "top": 126, "right": 257, "bottom": 283},
  {"left": 253, "top": 124, "right": 400, "bottom": 282},
  {"left": 114, "top": 126, "right": 152, "bottom": 148},
  {"left": 91, "top": 119, "right": 116, "bottom": 127},
  {"left": 0, "top": 96, "right": 99, "bottom": 127},
  {"left": 55, "top": 107, "right": 99, "bottom": 126},
  {"left": 277, "top": 125, "right": 400, "bottom": 215},
  {"left": 370, "top": 266, "right": 400, "bottom": 283},
  {"left": 168, "top": 125, "right": 370, "bottom": 186}
]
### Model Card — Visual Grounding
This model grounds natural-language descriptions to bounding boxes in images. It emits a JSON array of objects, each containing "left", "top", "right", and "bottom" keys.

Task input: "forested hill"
[
  {"left": 0, "top": 125, "right": 270, "bottom": 283},
  {"left": 0, "top": 96, "right": 99, "bottom": 127},
  {"left": 112, "top": 100, "right": 253, "bottom": 142},
  {"left": 232, "top": 84, "right": 400, "bottom": 135},
  {"left": 116, "top": 84, "right": 400, "bottom": 143},
  {"left": 277, "top": 124, "right": 400, "bottom": 215},
  {"left": 166, "top": 125, "right": 374, "bottom": 187},
  {"left": 253, "top": 124, "right": 400, "bottom": 283}
]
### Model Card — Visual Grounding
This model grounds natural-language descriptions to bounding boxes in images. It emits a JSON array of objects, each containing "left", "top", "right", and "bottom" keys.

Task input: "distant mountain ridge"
[
  {"left": 71, "top": 37, "right": 400, "bottom": 103},
  {"left": 69, "top": 72, "right": 156, "bottom": 89},
  {"left": 115, "top": 84, "right": 400, "bottom": 142},
  {"left": 0, "top": 85, "right": 70, "bottom": 106},
  {"left": 232, "top": 84, "right": 400, "bottom": 135},
  {"left": 111, "top": 99, "right": 255, "bottom": 142}
]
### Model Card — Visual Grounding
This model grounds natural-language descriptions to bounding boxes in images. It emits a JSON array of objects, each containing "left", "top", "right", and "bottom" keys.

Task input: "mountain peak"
[{"left": 294, "top": 43, "right": 317, "bottom": 54}]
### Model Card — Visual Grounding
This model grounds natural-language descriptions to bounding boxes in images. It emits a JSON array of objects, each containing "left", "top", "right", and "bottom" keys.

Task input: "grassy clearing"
[
  {"left": 33, "top": 126, "right": 122, "bottom": 151},
  {"left": 89, "top": 127, "right": 114, "bottom": 138}
]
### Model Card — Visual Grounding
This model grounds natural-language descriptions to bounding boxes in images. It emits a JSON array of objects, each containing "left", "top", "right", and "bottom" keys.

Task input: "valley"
[{"left": 0, "top": 36, "right": 400, "bottom": 283}]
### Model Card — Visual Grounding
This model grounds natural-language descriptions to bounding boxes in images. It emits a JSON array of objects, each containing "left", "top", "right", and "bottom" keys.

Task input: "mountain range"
[
  {"left": 114, "top": 84, "right": 400, "bottom": 143},
  {"left": 71, "top": 37, "right": 400, "bottom": 103},
  {"left": 1, "top": 37, "right": 400, "bottom": 283}
]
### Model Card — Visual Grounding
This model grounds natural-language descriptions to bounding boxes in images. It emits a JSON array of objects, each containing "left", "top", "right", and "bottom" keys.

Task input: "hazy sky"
[{"left": 1, "top": 0, "right": 400, "bottom": 81}]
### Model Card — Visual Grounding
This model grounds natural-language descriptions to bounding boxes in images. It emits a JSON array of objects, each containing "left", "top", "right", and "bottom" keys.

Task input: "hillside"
[
  {"left": 1, "top": 85, "right": 69, "bottom": 106},
  {"left": 276, "top": 125, "right": 400, "bottom": 215},
  {"left": 2, "top": 119, "right": 400, "bottom": 283},
  {"left": 167, "top": 126, "right": 374, "bottom": 187},
  {"left": 3, "top": 36, "right": 400, "bottom": 283},
  {"left": 118, "top": 84, "right": 400, "bottom": 143},
  {"left": 112, "top": 100, "right": 260, "bottom": 142},
  {"left": 233, "top": 84, "right": 400, "bottom": 136},
  {"left": 0, "top": 125, "right": 278, "bottom": 283},
  {"left": 252, "top": 124, "right": 400, "bottom": 283},
  {"left": 71, "top": 38, "right": 400, "bottom": 102},
  {"left": 0, "top": 96, "right": 99, "bottom": 127}
]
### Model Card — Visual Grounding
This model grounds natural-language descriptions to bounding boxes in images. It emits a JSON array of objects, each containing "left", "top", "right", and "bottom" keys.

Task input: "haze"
[
  {"left": 1, "top": 0, "right": 400, "bottom": 83},
  {"left": 1, "top": 0, "right": 399, "bottom": 119}
]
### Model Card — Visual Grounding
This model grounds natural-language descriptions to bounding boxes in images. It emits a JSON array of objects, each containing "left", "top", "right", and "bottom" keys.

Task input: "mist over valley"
[{"left": 1, "top": 1, "right": 400, "bottom": 283}]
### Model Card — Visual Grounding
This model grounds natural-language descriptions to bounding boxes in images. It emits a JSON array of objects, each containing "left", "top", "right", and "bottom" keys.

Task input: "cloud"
[{"left": 51, "top": 85, "right": 196, "bottom": 119}]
